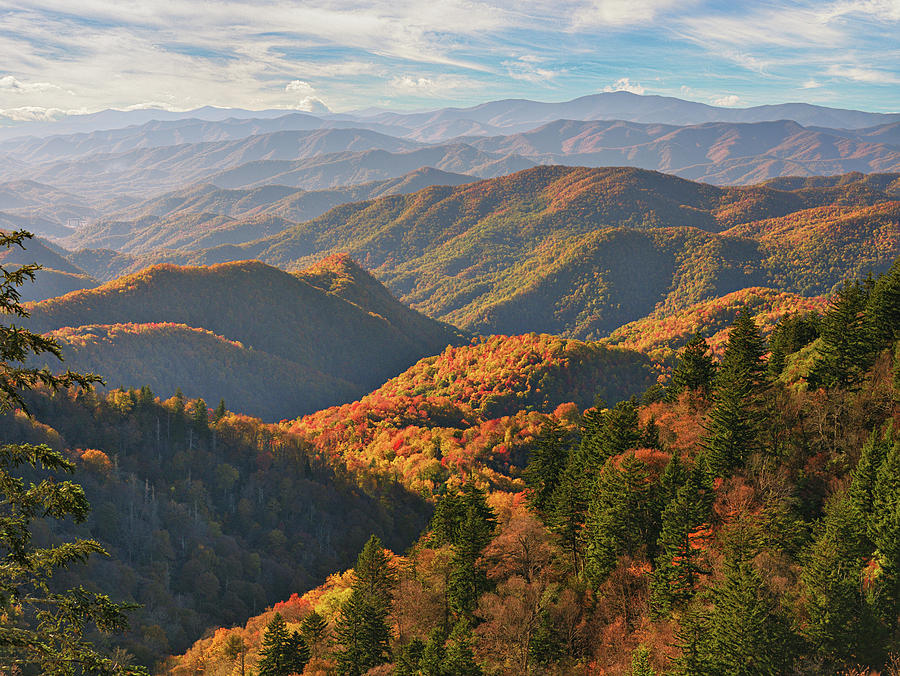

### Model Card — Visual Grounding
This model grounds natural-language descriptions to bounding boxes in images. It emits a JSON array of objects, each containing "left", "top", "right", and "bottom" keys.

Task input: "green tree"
[
  {"left": 666, "top": 332, "right": 716, "bottom": 399},
  {"left": 335, "top": 534, "right": 395, "bottom": 675},
  {"left": 257, "top": 612, "right": 309, "bottom": 676},
  {"left": 650, "top": 464, "right": 713, "bottom": 616},
  {"left": 809, "top": 280, "right": 876, "bottom": 389},
  {"left": 674, "top": 532, "right": 795, "bottom": 675},
  {"left": 299, "top": 609, "right": 327, "bottom": 658},
  {"left": 717, "top": 306, "right": 768, "bottom": 389},
  {"left": 0, "top": 230, "right": 144, "bottom": 674},
  {"left": 801, "top": 492, "right": 884, "bottom": 668},
  {"left": 447, "top": 486, "right": 496, "bottom": 619},
  {"left": 524, "top": 421, "right": 571, "bottom": 516},
  {"left": 867, "top": 256, "right": 900, "bottom": 348},
  {"left": 584, "top": 453, "right": 660, "bottom": 584},
  {"left": 630, "top": 644, "right": 655, "bottom": 676}
]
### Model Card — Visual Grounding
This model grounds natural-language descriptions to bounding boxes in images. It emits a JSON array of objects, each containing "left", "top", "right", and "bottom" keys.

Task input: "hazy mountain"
[
  {"left": 0, "top": 235, "right": 98, "bottom": 301},
  {"left": 3, "top": 93, "right": 897, "bottom": 145},
  {"left": 207, "top": 144, "right": 534, "bottom": 191},
  {"left": 62, "top": 167, "right": 477, "bottom": 255}
]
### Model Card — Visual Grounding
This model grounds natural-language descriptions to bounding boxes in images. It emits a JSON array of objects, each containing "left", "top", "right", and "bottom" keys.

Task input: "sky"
[{"left": 0, "top": 0, "right": 898, "bottom": 122}]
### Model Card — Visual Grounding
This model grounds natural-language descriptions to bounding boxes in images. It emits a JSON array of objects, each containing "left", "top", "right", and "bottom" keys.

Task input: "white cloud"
[
  {"left": 801, "top": 79, "right": 823, "bottom": 89},
  {"left": 825, "top": 64, "right": 900, "bottom": 83},
  {"left": 297, "top": 96, "right": 330, "bottom": 113},
  {"left": 388, "top": 74, "right": 479, "bottom": 97},
  {"left": 573, "top": 0, "right": 682, "bottom": 27},
  {"left": 603, "top": 78, "right": 645, "bottom": 95},
  {"left": 502, "top": 56, "right": 561, "bottom": 84},
  {"left": 285, "top": 80, "right": 315, "bottom": 96},
  {"left": 0, "top": 75, "right": 67, "bottom": 93},
  {"left": 0, "top": 106, "right": 88, "bottom": 121},
  {"left": 711, "top": 94, "right": 740, "bottom": 106}
]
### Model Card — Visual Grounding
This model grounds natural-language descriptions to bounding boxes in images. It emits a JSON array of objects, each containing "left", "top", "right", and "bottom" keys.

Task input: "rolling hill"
[
  {"left": 132, "top": 166, "right": 897, "bottom": 339},
  {"left": 23, "top": 256, "right": 466, "bottom": 420},
  {"left": 62, "top": 168, "right": 477, "bottom": 255}
]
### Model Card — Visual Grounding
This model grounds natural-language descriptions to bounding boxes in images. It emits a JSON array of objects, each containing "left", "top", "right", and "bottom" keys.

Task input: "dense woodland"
[
  {"left": 0, "top": 161, "right": 898, "bottom": 674},
  {"left": 168, "top": 256, "right": 900, "bottom": 675}
]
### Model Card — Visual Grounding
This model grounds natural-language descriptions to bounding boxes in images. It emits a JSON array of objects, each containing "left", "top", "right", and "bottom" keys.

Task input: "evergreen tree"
[
  {"left": 702, "top": 365, "right": 758, "bottom": 476},
  {"left": 335, "top": 535, "right": 395, "bottom": 675},
  {"left": 257, "top": 612, "right": 309, "bottom": 676},
  {"left": 443, "top": 619, "right": 482, "bottom": 675},
  {"left": 868, "top": 437, "right": 900, "bottom": 623},
  {"left": 630, "top": 644, "right": 655, "bottom": 676},
  {"left": 447, "top": 486, "right": 497, "bottom": 618},
  {"left": 223, "top": 634, "right": 247, "bottom": 676},
  {"left": 849, "top": 427, "right": 893, "bottom": 521},
  {"left": 717, "top": 306, "right": 768, "bottom": 389},
  {"left": 299, "top": 609, "right": 328, "bottom": 658},
  {"left": 584, "top": 453, "right": 660, "bottom": 584},
  {"left": 767, "top": 311, "right": 821, "bottom": 377},
  {"left": 0, "top": 230, "right": 144, "bottom": 674},
  {"left": 801, "top": 492, "right": 884, "bottom": 667},
  {"left": 675, "top": 532, "right": 795, "bottom": 675},
  {"left": 666, "top": 332, "right": 716, "bottom": 400},
  {"left": 867, "top": 256, "right": 900, "bottom": 348},
  {"left": 213, "top": 398, "right": 227, "bottom": 420},
  {"left": 650, "top": 466, "right": 713, "bottom": 616},
  {"left": 548, "top": 454, "right": 587, "bottom": 575},
  {"left": 809, "top": 280, "right": 876, "bottom": 389},
  {"left": 524, "top": 420, "right": 571, "bottom": 515}
]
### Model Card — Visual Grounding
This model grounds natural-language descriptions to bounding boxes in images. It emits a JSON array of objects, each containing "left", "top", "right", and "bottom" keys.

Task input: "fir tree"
[
  {"left": 809, "top": 280, "right": 876, "bottom": 389},
  {"left": 584, "top": 453, "right": 660, "bottom": 584},
  {"left": 447, "top": 486, "right": 497, "bottom": 618},
  {"left": 630, "top": 644, "right": 655, "bottom": 676},
  {"left": 867, "top": 257, "right": 900, "bottom": 348},
  {"left": 801, "top": 492, "right": 884, "bottom": 667},
  {"left": 717, "top": 306, "right": 768, "bottom": 389},
  {"left": 257, "top": 612, "right": 309, "bottom": 676},
  {"left": 299, "top": 610, "right": 327, "bottom": 658},
  {"left": 213, "top": 398, "right": 227, "bottom": 420},
  {"left": 0, "top": 230, "right": 143, "bottom": 674},
  {"left": 702, "top": 365, "right": 757, "bottom": 476},
  {"left": 524, "top": 420, "right": 571, "bottom": 516},
  {"left": 548, "top": 454, "right": 587, "bottom": 575},
  {"left": 335, "top": 535, "right": 395, "bottom": 675},
  {"left": 666, "top": 332, "right": 716, "bottom": 399},
  {"left": 650, "top": 467, "right": 712, "bottom": 616}
]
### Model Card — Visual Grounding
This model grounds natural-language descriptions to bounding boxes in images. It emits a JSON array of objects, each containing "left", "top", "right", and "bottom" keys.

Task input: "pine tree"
[
  {"left": 867, "top": 257, "right": 900, "bottom": 348},
  {"left": 299, "top": 610, "right": 327, "bottom": 658},
  {"left": 524, "top": 420, "right": 572, "bottom": 515},
  {"left": 666, "top": 332, "right": 716, "bottom": 399},
  {"left": 443, "top": 619, "right": 482, "bottom": 675},
  {"left": 708, "top": 535, "right": 795, "bottom": 675},
  {"left": 630, "top": 644, "right": 655, "bottom": 676},
  {"left": 548, "top": 454, "right": 587, "bottom": 575},
  {"left": 702, "top": 365, "right": 757, "bottom": 476},
  {"left": 868, "top": 437, "right": 900, "bottom": 622},
  {"left": 801, "top": 492, "right": 884, "bottom": 667},
  {"left": 213, "top": 398, "right": 227, "bottom": 420},
  {"left": 257, "top": 612, "right": 309, "bottom": 676},
  {"left": 448, "top": 486, "right": 497, "bottom": 618},
  {"left": 809, "top": 280, "right": 876, "bottom": 389},
  {"left": 717, "top": 306, "right": 768, "bottom": 389},
  {"left": 585, "top": 453, "right": 660, "bottom": 584},
  {"left": 0, "top": 230, "right": 144, "bottom": 674},
  {"left": 334, "top": 535, "right": 395, "bottom": 675},
  {"left": 702, "top": 308, "right": 769, "bottom": 476},
  {"left": 650, "top": 466, "right": 712, "bottom": 616}
]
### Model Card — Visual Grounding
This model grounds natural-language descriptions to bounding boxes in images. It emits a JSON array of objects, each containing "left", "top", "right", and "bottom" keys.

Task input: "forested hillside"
[
  {"left": 169, "top": 257, "right": 900, "bottom": 675},
  {"left": 23, "top": 257, "right": 465, "bottom": 420},
  {"left": 130, "top": 166, "right": 896, "bottom": 338}
]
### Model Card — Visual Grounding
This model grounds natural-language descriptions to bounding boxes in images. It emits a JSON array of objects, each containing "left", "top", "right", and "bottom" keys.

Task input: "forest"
[
  {"left": 3, "top": 212, "right": 899, "bottom": 673},
  {"left": 168, "top": 255, "right": 900, "bottom": 675}
]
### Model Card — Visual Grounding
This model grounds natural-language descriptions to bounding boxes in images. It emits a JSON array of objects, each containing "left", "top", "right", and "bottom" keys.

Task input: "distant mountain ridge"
[{"left": 2, "top": 92, "right": 897, "bottom": 143}]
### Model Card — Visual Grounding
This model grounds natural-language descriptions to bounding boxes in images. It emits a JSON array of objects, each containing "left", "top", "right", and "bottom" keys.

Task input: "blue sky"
[{"left": 0, "top": 0, "right": 898, "bottom": 121}]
